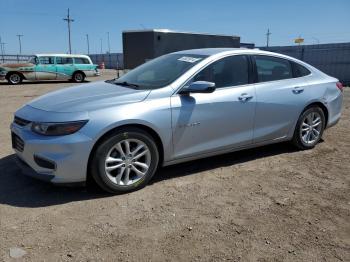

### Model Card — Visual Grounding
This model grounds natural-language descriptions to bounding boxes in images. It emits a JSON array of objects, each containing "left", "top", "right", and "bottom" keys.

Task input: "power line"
[
  {"left": 16, "top": 34, "right": 24, "bottom": 54},
  {"left": 63, "top": 8, "right": 74, "bottom": 54},
  {"left": 266, "top": 28, "right": 271, "bottom": 47}
]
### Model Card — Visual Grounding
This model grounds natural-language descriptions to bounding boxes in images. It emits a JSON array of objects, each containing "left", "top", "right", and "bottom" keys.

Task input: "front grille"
[
  {"left": 14, "top": 116, "right": 31, "bottom": 127},
  {"left": 11, "top": 132, "right": 25, "bottom": 152}
]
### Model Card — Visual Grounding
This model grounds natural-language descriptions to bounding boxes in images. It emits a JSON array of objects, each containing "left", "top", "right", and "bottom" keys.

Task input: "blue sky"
[{"left": 0, "top": 0, "right": 349, "bottom": 54}]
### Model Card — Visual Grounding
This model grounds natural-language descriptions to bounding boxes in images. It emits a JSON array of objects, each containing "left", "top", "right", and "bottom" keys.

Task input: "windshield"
[{"left": 115, "top": 53, "right": 208, "bottom": 89}]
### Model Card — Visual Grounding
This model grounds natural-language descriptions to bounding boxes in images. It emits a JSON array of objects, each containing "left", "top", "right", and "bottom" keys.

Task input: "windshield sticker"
[{"left": 178, "top": 56, "right": 202, "bottom": 63}]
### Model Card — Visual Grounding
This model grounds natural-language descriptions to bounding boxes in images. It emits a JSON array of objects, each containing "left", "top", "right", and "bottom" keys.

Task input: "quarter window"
[
  {"left": 254, "top": 56, "right": 293, "bottom": 82},
  {"left": 38, "top": 56, "right": 55, "bottom": 65},
  {"left": 74, "top": 57, "right": 90, "bottom": 64},
  {"left": 56, "top": 57, "right": 73, "bottom": 64},
  {"left": 291, "top": 62, "right": 311, "bottom": 78},
  {"left": 192, "top": 55, "right": 249, "bottom": 88}
]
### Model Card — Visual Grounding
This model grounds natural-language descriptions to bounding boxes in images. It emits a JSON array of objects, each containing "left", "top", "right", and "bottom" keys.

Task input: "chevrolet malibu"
[{"left": 11, "top": 48, "right": 343, "bottom": 193}]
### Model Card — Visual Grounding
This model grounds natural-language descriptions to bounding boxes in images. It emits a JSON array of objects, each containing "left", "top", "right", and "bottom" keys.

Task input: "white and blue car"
[{"left": 0, "top": 54, "right": 100, "bottom": 84}]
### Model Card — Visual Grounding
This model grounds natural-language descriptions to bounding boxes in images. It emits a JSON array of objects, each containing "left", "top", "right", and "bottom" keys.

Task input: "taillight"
[{"left": 336, "top": 82, "right": 344, "bottom": 92}]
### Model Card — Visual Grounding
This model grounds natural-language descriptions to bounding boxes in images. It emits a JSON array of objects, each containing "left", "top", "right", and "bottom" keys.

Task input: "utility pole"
[
  {"left": 1, "top": 43, "right": 6, "bottom": 55},
  {"left": 86, "top": 34, "right": 90, "bottom": 55},
  {"left": 0, "top": 36, "right": 4, "bottom": 63},
  {"left": 100, "top": 38, "right": 103, "bottom": 54},
  {"left": 63, "top": 8, "right": 74, "bottom": 54},
  {"left": 16, "top": 34, "right": 24, "bottom": 54},
  {"left": 107, "top": 32, "right": 111, "bottom": 53},
  {"left": 1, "top": 42, "right": 6, "bottom": 63},
  {"left": 266, "top": 28, "right": 271, "bottom": 47}
]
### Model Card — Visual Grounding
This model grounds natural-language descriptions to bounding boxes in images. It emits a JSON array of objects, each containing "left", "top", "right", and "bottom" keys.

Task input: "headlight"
[{"left": 31, "top": 120, "right": 88, "bottom": 136}]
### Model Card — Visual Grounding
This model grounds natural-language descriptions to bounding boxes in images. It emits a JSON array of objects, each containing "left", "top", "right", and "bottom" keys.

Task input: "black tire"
[
  {"left": 91, "top": 128, "right": 159, "bottom": 194},
  {"left": 7, "top": 72, "right": 23, "bottom": 85},
  {"left": 72, "top": 72, "right": 85, "bottom": 83},
  {"left": 292, "top": 106, "right": 325, "bottom": 150}
]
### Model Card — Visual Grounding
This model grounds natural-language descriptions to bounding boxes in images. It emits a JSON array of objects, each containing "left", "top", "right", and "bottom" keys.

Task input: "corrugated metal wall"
[
  {"left": 262, "top": 43, "right": 350, "bottom": 85},
  {"left": 89, "top": 53, "right": 123, "bottom": 69}
]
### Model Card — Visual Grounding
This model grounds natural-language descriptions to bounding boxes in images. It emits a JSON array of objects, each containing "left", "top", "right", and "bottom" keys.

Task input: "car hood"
[
  {"left": 28, "top": 81, "right": 151, "bottom": 113},
  {"left": 0, "top": 63, "right": 34, "bottom": 69}
]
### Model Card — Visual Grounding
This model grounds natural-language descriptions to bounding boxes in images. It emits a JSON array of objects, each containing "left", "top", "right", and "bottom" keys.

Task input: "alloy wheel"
[
  {"left": 104, "top": 139, "right": 151, "bottom": 186},
  {"left": 300, "top": 111, "right": 322, "bottom": 145}
]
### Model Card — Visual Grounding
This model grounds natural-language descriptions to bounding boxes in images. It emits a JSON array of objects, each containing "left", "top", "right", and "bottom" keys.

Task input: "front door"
[
  {"left": 35, "top": 56, "right": 56, "bottom": 80},
  {"left": 171, "top": 55, "right": 256, "bottom": 160}
]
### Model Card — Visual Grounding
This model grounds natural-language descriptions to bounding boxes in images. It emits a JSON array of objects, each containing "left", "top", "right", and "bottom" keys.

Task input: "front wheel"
[
  {"left": 91, "top": 128, "right": 159, "bottom": 193},
  {"left": 292, "top": 106, "right": 325, "bottom": 150},
  {"left": 7, "top": 73, "right": 23, "bottom": 85}
]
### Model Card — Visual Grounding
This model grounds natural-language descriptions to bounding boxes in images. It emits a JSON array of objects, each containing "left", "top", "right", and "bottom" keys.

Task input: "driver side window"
[{"left": 191, "top": 55, "right": 249, "bottom": 88}]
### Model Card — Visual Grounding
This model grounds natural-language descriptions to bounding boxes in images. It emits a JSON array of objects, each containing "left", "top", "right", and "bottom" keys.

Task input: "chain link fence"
[
  {"left": 0, "top": 54, "right": 33, "bottom": 64},
  {"left": 262, "top": 42, "right": 350, "bottom": 85}
]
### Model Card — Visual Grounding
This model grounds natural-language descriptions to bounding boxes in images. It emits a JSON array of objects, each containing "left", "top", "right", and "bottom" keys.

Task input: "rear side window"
[
  {"left": 38, "top": 56, "right": 55, "bottom": 64},
  {"left": 192, "top": 55, "right": 249, "bottom": 88},
  {"left": 254, "top": 55, "right": 293, "bottom": 82},
  {"left": 56, "top": 57, "right": 73, "bottom": 64},
  {"left": 74, "top": 57, "right": 90, "bottom": 64},
  {"left": 291, "top": 62, "right": 311, "bottom": 78}
]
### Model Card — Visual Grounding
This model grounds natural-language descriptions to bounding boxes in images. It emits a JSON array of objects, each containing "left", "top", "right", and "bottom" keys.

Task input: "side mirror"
[{"left": 179, "top": 81, "right": 216, "bottom": 95}]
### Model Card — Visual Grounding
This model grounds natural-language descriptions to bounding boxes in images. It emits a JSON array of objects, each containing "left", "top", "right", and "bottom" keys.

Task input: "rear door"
[
  {"left": 35, "top": 56, "right": 56, "bottom": 80},
  {"left": 171, "top": 55, "right": 256, "bottom": 159},
  {"left": 55, "top": 57, "right": 75, "bottom": 80},
  {"left": 252, "top": 55, "right": 311, "bottom": 143}
]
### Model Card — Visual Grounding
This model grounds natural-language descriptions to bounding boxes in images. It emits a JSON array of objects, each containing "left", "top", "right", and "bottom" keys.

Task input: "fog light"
[{"left": 34, "top": 155, "right": 56, "bottom": 170}]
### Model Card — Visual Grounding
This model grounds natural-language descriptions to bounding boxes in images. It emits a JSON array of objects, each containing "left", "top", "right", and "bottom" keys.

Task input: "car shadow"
[
  {"left": 0, "top": 142, "right": 298, "bottom": 208},
  {"left": 0, "top": 80, "right": 91, "bottom": 86},
  {"left": 152, "top": 142, "right": 298, "bottom": 183}
]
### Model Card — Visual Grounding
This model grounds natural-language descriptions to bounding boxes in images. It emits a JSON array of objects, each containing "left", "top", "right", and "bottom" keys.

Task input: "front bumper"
[
  {"left": 84, "top": 70, "right": 100, "bottom": 77},
  {"left": 11, "top": 122, "right": 94, "bottom": 184},
  {"left": 15, "top": 156, "right": 55, "bottom": 182}
]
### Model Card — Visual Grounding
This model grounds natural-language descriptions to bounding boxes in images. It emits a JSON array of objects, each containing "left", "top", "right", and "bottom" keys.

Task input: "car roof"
[
  {"left": 175, "top": 48, "right": 312, "bottom": 64},
  {"left": 35, "top": 54, "right": 91, "bottom": 58},
  {"left": 174, "top": 48, "right": 246, "bottom": 56},
  {"left": 173, "top": 48, "right": 289, "bottom": 57}
]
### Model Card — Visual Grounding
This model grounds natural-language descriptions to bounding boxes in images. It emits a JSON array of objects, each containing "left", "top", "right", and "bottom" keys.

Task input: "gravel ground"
[{"left": 0, "top": 72, "right": 349, "bottom": 261}]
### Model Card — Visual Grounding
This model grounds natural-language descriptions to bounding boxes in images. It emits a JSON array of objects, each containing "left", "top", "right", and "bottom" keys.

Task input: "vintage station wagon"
[{"left": 0, "top": 54, "right": 100, "bottom": 84}]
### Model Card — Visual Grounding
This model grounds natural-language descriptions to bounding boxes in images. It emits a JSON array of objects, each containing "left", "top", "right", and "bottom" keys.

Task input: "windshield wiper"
[{"left": 114, "top": 81, "right": 139, "bottom": 88}]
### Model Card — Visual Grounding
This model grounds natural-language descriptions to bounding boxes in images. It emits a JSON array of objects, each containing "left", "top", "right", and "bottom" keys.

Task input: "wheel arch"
[
  {"left": 303, "top": 101, "right": 329, "bottom": 127},
  {"left": 6, "top": 71, "right": 26, "bottom": 80},
  {"left": 86, "top": 123, "right": 165, "bottom": 182},
  {"left": 73, "top": 70, "right": 86, "bottom": 78}
]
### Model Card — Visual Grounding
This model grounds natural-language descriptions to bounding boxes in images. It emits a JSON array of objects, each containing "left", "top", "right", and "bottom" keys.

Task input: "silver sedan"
[{"left": 11, "top": 48, "right": 343, "bottom": 193}]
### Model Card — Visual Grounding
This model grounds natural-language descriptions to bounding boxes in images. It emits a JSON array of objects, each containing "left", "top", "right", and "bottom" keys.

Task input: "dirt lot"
[{"left": 0, "top": 72, "right": 349, "bottom": 261}]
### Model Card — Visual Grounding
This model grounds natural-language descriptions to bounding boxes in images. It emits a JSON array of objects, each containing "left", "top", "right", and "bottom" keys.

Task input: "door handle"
[
  {"left": 292, "top": 86, "right": 304, "bottom": 94},
  {"left": 238, "top": 93, "right": 253, "bottom": 102}
]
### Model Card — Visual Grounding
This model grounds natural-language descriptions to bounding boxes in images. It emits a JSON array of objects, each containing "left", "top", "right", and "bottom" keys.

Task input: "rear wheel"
[
  {"left": 292, "top": 106, "right": 325, "bottom": 150},
  {"left": 7, "top": 72, "right": 23, "bottom": 85},
  {"left": 91, "top": 128, "right": 159, "bottom": 193},
  {"left": 72, "top": 72, "right": 85, "bottom": 83}
]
